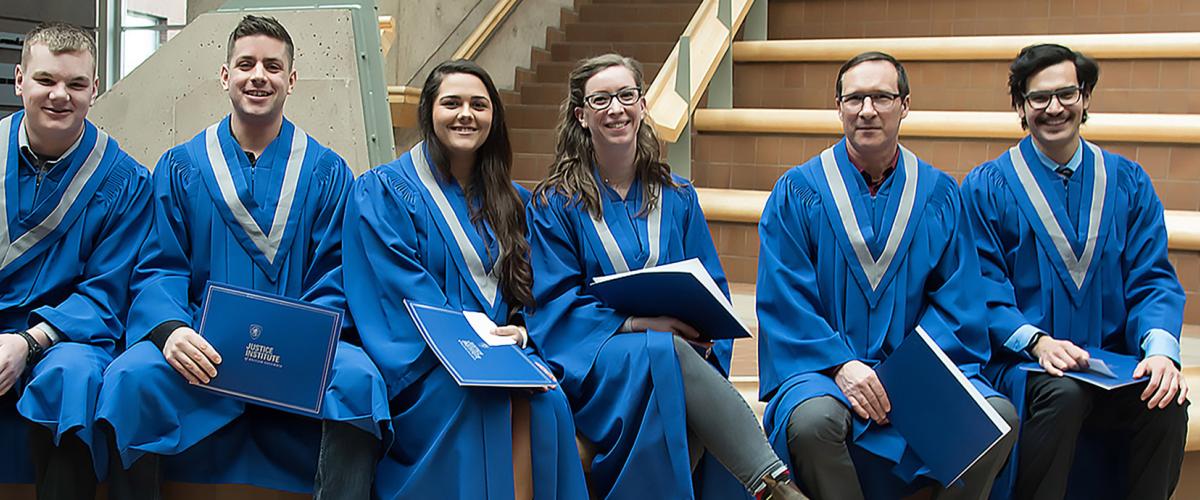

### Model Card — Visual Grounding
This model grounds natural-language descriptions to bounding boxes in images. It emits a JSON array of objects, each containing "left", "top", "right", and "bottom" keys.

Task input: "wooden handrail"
[
  {"left": 644, "top": 0, "right": 756, "bottom": 143},
  {"left": 452, "top": 0, "right": 521, "bottom": 61},
  {"left": 378, "top": 16, "right": 396, "bottom": 57},
  {"left": 696, "top": 187, "right": 1200, "bottom": 251},
  {"left": 691, "top": 109, "right": 1200, "bottom": 145},
  {"left": 733, "top": 32, "right": 1200, "bottom": 62},
  {"left": 387, "top": 86, "right": 422, "bottom": 128}
]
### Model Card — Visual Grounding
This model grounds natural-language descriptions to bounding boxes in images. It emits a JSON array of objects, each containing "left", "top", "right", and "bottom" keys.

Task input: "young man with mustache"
[
  {"left": 95, "top": 15, "right": 388, "bottom": 499},
  {"left": 962, "top": 43, "right": 1188, "bottom": 500},
  {"left": 0, "top": 21, "right": 153, "bottom": 499}
]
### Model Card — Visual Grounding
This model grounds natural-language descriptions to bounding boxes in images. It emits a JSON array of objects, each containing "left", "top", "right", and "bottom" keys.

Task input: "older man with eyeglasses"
[
  {"left": 755, "top": 51, "right": 1019, "bottom": 500},
  {"left": 961, "top": 43, "right": 1188, "bottom": 500}
]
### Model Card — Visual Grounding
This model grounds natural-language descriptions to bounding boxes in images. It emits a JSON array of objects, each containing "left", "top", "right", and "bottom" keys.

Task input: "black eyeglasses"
[
  {"left": 1023, "top": 86, "right": 1084, "bottom": 110},
  {"left": 837, "top": 92, "right": 903, "bottom": 112},
  {"left": 583, "top": 87, "right": 642, "bottom": 111}
]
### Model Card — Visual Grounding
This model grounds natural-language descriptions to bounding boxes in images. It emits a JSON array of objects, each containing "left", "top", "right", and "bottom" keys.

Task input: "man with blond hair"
[{"left": 0, "top": 21, "right": 153, "bottom": 499}]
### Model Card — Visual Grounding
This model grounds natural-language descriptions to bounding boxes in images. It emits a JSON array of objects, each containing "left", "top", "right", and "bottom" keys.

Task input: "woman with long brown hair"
[
  {"left": 527, "top": 53, "right": 802, "bottom": 499},
  {"left": 342, "top": 59, "right": 587, "bottom": 499}
]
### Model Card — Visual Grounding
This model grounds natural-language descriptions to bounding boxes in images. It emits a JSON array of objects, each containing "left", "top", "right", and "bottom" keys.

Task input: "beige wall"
[
  {"left": 381, "top": 0, "right": 572, "bottom": 90},
  {"left": 187, "top": 0, "right": 228, "bottom": 24},
  {"left": 88, "top": 8, "right": 374, "bottom": 174},
  {"left": 474, "top": 0, "right": 572, "bottom": 90}
]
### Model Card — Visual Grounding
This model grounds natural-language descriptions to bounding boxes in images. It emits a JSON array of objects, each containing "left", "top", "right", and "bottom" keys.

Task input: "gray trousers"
[
  {"left": 785, "top": 395, "right": 1019, "bottom": 500},
  {"left": 671, "top": 336, "right": 785, "bottom": 492}
]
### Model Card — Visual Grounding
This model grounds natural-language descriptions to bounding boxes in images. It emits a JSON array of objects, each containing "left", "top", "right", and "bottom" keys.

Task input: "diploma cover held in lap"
[{"left": 196, "top": 282, "right": 342, "bottom": 417}]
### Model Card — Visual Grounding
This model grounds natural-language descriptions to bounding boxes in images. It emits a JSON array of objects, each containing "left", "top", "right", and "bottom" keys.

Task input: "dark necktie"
[{"left": 1056, "top": 166, "right": 1072, "bottom": 185}]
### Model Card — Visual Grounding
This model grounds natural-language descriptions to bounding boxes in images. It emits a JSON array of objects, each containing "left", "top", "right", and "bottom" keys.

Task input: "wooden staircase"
[{"left": 507, "top": 0, "right": 700, "bottom": 183}]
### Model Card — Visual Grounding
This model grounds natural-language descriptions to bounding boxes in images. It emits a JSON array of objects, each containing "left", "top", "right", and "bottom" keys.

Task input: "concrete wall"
[
  {"left": 473, "top": 0, "right": 572, "bottom": 90},
  {"left": 88, "top": 8, "right": 373, "bottom": 174},
  {"left": 188, "top": 0, "right": 229, "bottom": 23},
  {"left": 380, "top": 0, "right": 572, "bottom": 90}
]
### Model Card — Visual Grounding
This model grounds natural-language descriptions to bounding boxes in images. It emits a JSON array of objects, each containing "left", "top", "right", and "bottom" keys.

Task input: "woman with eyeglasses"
[
  {"left": 526, "top": 54, "right": 802, "bottom": 499},
  {"left": 342, "top": 59, "right": 587, "bottom": 499}
]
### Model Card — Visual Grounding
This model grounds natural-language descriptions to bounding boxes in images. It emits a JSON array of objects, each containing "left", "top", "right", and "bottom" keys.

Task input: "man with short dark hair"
[
  {"left": 756, "top": 51, "right": 1018, "bottom": 500},
  {"left": 94, "top": 15, "right": 388, "bottom": 499},
  {"left": 962, "top": 43, "right": 1188, "bottom": 500},
  {"left": 0, "top": 21, "right": 153, "bottom": 499}
]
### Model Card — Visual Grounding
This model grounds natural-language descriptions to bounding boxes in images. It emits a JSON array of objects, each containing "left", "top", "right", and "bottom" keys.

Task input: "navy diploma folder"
[
  {"left": 588, "top": 258, "right": 752, "bottom": 340},
  {"left": 196, "top": 282, "right": 342, "bottom": 418},
  {"left": 1019, "top": 348, "right": 1149, "bottom": 390},
  {"left": 405, "top": 300, "right": 557, "bottom": 388},
  {"left": 875, "top": 327, "right": 1013, "bottom": 486}
]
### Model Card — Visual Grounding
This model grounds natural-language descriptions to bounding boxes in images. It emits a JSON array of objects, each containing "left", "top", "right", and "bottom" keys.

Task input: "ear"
[
  {"left": 574, "top": 106, "right": 586, "bottom": 128},
  {"left": 90, "top": 75, "right": 99, "bottom": 105},
  {"left": 899, "top": 94, "right": 910, "bottom": 120},
  {"left": 13, "top": 65, "right": 22, "bottom": 97},
  {"left": 287, "top": 67, "right": 297, "bottom": 95},
  {"left": 219, "top": 64, "right": 230, "bottom": 91}
]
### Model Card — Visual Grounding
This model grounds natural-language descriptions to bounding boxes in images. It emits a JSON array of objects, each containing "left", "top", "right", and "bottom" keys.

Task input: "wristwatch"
[
  {"left": 1025, "top": 332, "right": 1047, "bottom": 355},
  {"left": 13, "top": 330, "right": 44, "bottom": 364}
]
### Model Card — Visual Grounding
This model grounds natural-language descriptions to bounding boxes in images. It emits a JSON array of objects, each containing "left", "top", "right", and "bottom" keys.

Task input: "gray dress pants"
[{"left": 785, "top": 394, "right": 1019, "bottom": 500}]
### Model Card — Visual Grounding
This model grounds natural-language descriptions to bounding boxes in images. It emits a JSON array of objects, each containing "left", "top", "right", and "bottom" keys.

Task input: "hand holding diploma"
[
  {"left": 1030, "top": 336, "right": 1090, "bottom": 376},
  {"left": 164, "top": 326, "right": 223, "bottom": 385},
  {"left": 835, "top": 359, "right": 891, "bottom": 425},
  {"left": 627, "top": 316, "right": 712, "bottom": 349}
]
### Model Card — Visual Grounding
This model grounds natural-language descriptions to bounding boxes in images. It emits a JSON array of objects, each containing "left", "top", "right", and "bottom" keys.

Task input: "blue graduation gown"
[
  {"left": 0, "top": 111, "right": 153, "bottom": 482},
  {"left": 343, "top": 142, "right": 588, "bottom": 499},
  {"left": 526, "top": 172, "right": 741, "bottom": 499},
  {"left": 95, "top": 116, "right": 389, "bottom": 493},
  {"left": 756, "top": 139, "right": 999, "bottom": 498},
  {"left": 961, "top": 136, "right": 1185, "bottom": 498}
]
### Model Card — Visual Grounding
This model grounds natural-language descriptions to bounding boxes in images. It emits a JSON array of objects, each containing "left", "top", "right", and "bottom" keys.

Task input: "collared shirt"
[
  {"left": 848, "top": 148, "right": 900, "bottom": 196},
  {"left": 1032, "top": 138, "right": 1083, "bottom": 180},
  {"left": 17, "top": 122, "right": 85, "bottom": 179}
]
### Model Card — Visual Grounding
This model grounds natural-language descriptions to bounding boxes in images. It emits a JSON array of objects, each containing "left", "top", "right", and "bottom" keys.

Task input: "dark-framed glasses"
[
  {"left": 1023, "top": 86, "right": 1084, "bottom": 110},
  {"left": 837, "top": 92, "right": 902, "bottom": 112},
  {"left": 583, "top": 87, "right": 642, "bottom": 111}
]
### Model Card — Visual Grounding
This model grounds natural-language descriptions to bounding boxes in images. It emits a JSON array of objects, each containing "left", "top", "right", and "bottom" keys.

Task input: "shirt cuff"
[
  {"left": 30, "top": 322, "right": 61, "bottom": 345},
  {"left": 618, "top": 316, "right": 634, "bottom": 333},
  {"left": 148, "top": 320, "right": 189, "bottom": 351},
  {"left": 1004, "top": 324, "right": 1042, "bottom": 358},
  {"left": 1140, "top": 329, "right": 1181, "bottom": 366}
]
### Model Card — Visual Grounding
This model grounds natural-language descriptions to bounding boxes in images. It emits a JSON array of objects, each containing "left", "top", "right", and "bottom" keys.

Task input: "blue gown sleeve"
[
  {"left": 31, "top": 155, "right": 153, "bottom": 347},
  {"left": 526, "top": 193, "right": 627, "bottom": 378},
  {"left": 961, "top": 166, "right": 1039, "bottom": 355},
  {"left": 1119, "top": 163, "right": 1184, "bottom": 359},
  {"left": 756, "top": 173, "right": 855, "bottom": 400},
  {"left": 678, "top": 182, "right": 734, "bottom": 375},
  {"left": 914, "top": 175, "right": 992, "bottom": 377},
  {"left": 299, "top": 151, "right": 354, "bottom": 327},
  {"left": 124, "top": 150, "right": 197, "bottom": 345},
  {"left": 342, "top": 169, "right": 448, "bottom": 398}
]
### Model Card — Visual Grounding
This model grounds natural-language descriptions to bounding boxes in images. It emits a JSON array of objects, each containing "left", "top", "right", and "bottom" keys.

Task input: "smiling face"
[
  {"left": 431, "top": 72, "right": 493, "bottom": 163},
  {"left": 220, "top": 34, "right": 295, "bottom": 123},
  {"left": 1018, "top": 60, "right": 1088, "bottom": 154},
  {"left": 15, "top": 43, "right": 97, "bottom": 152},
  {"left": 574, "top": 65, "right": 643, "bottom": 148},
  {"left": 836, "top": 59, "right": 909, "bottom": 158}
]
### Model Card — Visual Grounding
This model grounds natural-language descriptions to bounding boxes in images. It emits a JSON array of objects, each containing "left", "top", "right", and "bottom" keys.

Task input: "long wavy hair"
[
  {"left": 534, "top": 53, "right": 675, "bottom": 216},
  {"left": 418, "top": 60, "right": 534, "bottom": 308}
]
